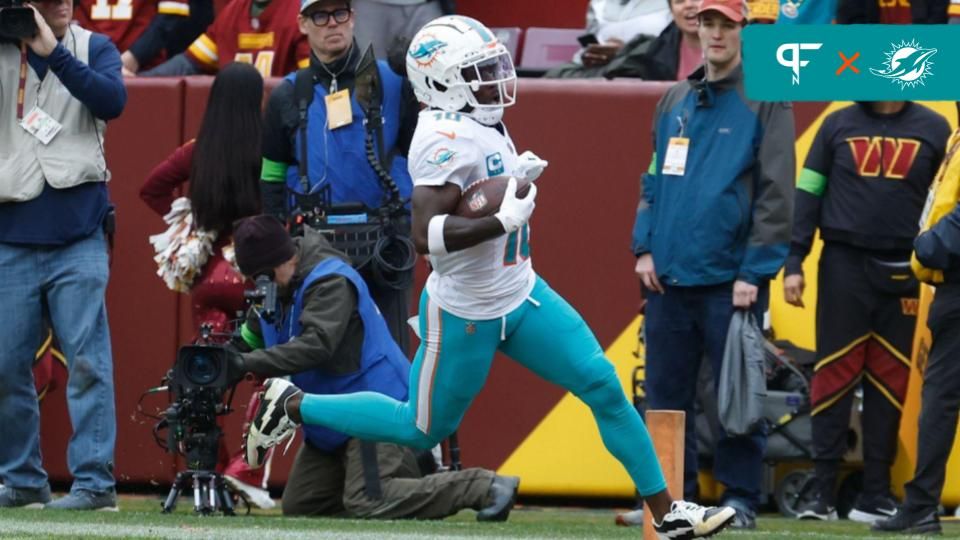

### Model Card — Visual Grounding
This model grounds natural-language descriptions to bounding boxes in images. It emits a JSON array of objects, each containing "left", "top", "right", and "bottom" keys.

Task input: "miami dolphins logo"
[
  {"left": 427, "top": 148, "right": 456, "bottom": 168},
  {"left": 409, "top": 34, "right": 447, "bottom": 67},
  {"left": 870, "top": 39, "right": 937, "bottom": 90}
]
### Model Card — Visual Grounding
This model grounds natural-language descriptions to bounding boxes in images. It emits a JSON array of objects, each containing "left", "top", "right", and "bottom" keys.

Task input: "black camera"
[
  {"left": 244, "top": 274, "right": 278, "bottom": 323},
  {"left": 165, "top": 345, "right": 232, "bottom": 472},
  {"left": 171, "top": 344, "right": 230, "bottom": 393},
  {"left": 0, "top": 0, "right": 38, "bottom": 41},
  {"left": 149, "top": 335, "right": 243, "bottom": 514}
]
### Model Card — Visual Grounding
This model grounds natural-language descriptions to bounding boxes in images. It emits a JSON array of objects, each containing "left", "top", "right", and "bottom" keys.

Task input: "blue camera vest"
[
  {"left": 259, "top": 258, "right": 410, "bottom": 452},
  {"left": 283, "top": 61, "right": 413, "bottom": 210}
]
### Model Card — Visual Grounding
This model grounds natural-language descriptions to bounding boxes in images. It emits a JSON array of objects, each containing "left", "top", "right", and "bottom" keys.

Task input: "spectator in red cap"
[{"left": 633, "top": 0, "right": 796, "bottom": 530}]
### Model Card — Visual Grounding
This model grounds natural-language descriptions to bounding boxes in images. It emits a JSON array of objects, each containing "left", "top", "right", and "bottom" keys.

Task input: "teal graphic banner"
[{"left": 743, "top": 25, "right": 960, "bottom": 101}]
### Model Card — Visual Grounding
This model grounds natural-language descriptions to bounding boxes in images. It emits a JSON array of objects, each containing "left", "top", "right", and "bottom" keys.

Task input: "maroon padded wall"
[
  {"left": 459, "top": 0, "right": 590, "bottom": 30},
  {"left": 41, "top": 77, "right": 825, "bottom": 490}
]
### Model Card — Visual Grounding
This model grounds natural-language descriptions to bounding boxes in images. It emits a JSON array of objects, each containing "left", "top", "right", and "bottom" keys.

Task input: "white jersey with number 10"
[{"left": 409, "top": 110, "right": 536, "bottom": 321}]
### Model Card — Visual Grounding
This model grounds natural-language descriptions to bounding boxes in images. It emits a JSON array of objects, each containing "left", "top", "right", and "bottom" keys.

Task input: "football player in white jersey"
[{"left": 246, "top": 15, "right": 735, "bottom": 539}]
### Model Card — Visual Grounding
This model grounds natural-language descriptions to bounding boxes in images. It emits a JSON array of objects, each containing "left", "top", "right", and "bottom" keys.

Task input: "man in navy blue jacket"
[
  {"left": 0, "top": 0, "right": 126, "bottom": 511},
  {"left": 631, "top": 0, "right": 795, "bottom": 528}
]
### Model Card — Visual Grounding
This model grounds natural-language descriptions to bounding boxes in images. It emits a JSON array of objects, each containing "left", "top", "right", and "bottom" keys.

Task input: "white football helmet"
[{"left": 406, "top": 15, "right": 517, "bottom": 125}]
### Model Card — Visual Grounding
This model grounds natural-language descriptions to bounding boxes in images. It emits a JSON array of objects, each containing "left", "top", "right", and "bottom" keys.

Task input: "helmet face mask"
[
  {"left": 407, "top": 16, "right": 517, "bottom": 125},
  {"left": 459, "top": 53, "right": 517, "bottom": 110}
]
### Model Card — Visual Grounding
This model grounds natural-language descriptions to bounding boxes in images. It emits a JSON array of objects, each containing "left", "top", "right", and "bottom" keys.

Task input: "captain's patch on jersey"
[{"left": 486, "top": 152, "right": 504, "bottom": 176}]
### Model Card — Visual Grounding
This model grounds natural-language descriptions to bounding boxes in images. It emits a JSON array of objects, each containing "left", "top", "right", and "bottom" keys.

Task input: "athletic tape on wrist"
[{"left": 428, "top": 214, "right": 449, "bottom": 256}]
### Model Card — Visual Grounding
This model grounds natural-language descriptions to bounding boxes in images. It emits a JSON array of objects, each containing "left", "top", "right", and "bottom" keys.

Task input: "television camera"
[
  {"left": 145, "top": 272, "right": 281, "bottom": 515},
  {"left": 157, "top": 327, "right": 239, "bottom": 515}
]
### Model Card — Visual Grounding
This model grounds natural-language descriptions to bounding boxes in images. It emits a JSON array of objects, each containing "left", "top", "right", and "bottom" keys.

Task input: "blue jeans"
[
  {"left": 644, "top": 282, "right": 768, "bottom": 511},
  {"left": 0, "top": 229, "right": 115, "bottom": 493}
]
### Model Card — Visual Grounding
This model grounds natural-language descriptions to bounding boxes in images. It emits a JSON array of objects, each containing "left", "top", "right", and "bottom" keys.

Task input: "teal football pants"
[{"left": 299, "top": 276, "right": 667, "bottom": 496}]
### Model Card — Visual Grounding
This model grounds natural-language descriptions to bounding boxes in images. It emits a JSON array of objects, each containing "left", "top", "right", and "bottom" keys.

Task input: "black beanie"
[{"left": 233, "top": 215, "right": 296, "bottom": 277}]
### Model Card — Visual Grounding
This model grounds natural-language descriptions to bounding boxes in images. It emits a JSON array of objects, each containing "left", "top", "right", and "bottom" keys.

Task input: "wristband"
[{"left": 427, "top": 214, "right": 449, "bottom": 256}]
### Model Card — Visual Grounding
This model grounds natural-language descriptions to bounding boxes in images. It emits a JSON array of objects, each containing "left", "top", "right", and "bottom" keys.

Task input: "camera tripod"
[{"left": 161, "top": 469, "right": 236, "bottom": 515}]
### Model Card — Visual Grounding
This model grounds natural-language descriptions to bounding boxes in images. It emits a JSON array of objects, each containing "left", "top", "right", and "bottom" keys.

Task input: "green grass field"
[{"left": 2, "top": 495, "right": 960, "bottom": 539}]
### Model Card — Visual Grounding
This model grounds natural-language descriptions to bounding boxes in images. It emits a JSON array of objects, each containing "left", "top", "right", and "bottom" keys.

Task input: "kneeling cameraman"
[{"left": 227, "top": 215, "right": 516, "bottom": 520}]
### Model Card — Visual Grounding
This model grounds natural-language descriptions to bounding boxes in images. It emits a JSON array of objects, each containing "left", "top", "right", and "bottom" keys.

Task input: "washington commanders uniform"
[
  {"left": 73, "top": 0, "right": 191, "bottom": 66},
  {"left": 185, "top": 0, "right": 309, "bottom": 77},
  {"left": 786, "top": 102, "right": 949, "bottom": 505}
]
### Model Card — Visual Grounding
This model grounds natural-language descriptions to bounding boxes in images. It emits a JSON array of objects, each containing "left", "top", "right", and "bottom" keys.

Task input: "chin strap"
[{"left": 468, "top": 107, "right": 504, "bottom": 126}]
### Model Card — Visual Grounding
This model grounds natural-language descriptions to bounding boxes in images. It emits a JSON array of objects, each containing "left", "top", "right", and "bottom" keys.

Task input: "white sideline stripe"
[
  {"left": 0, "top": 518, "right": 942, "bottom": 540},
  {"left": 0, "top": 519, "right": 550, "bottom": 539}
]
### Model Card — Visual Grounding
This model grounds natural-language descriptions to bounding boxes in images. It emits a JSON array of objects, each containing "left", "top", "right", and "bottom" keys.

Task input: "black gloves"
[{"left": 224, "top": 343, "right": 248, "bottom": 386}]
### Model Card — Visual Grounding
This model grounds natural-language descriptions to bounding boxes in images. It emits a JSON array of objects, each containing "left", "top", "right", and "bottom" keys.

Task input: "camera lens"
[{"left": 185, "top": 352, "right": 221, "bottom": 386}]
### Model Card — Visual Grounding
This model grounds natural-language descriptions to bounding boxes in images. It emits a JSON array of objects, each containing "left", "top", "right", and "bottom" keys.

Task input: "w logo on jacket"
[{"left": 846, "top": 136, "right": 922, "bottom": 179}]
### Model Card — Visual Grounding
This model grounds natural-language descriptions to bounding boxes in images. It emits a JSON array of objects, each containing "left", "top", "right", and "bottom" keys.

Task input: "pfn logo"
[{"left": 776, "top": 43, "right": 823, "bottom": 85}]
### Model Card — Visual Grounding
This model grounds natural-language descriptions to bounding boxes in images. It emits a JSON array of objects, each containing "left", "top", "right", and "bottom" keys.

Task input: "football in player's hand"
[{"left": 453, "top": 176, "right": 533, "bottom": 219}]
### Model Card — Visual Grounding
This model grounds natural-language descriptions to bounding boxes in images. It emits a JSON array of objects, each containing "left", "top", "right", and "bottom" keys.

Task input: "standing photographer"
[
  {"left": 0, "top": 0, "right": 125, "bottom": 510},
  {"left": 226, "top": 216, "right": 514, "bottom": 520},
  {"left": 260, "top": 0, "right": 419, "bottom": 354}
]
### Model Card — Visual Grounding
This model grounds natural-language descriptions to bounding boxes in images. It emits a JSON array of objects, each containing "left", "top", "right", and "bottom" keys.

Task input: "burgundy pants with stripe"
[{"left": 810, "top": 242, "right": 917, "bottom": 502}]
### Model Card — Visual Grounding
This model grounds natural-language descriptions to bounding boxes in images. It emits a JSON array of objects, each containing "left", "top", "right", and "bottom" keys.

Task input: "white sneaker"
[
  {"left": 224, "top": 475, "right": 275, "bottom": 510},
  {"left": 245, "top": 378, "right": 301, "bottom": 469},
  {"left": 653, "top": 500, "right": 736, "bottom": 539}
]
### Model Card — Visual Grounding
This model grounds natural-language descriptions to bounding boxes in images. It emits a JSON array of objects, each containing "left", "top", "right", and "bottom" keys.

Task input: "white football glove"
[
  {"left": 495, "top": 177, "right": 538, "bottom": 234},
  {"left": 516, "top": 150, "right": 549, "bottom": 182}
]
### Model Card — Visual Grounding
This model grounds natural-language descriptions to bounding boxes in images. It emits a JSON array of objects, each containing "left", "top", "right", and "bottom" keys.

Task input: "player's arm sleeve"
[
  {"left": 181, "top": 22, "right": 220, "bottom": 73},
  {"left": 738, "top": 102, "right": 796, "bottom": 285},
  {"left": 785, "top": 114, "right": 834, "bottom": 276},
  {"left": 241, "top": 276, "right": 358, "bottom": 377},
  {"left": 409, "top": 131, "right": 479, "bottom": 190},
  {"left": 260, "top": 82, "right": 297, "bottom": 218},
  {"left": 951, "top": 0, "right": 960, "bottom": 22},
  {"left": 127, "top": 0, "right": 190, "bottom": 65}
]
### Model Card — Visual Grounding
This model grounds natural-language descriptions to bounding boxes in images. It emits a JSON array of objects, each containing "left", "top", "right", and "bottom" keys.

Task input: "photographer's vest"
[
  {"left": 259, "top": 258, "right": 409, "bottom": 452},
  {"left": 913, "top": 129, "right": 960, "bottom": 284},
  {"left": 283, "top": 61, "right": 412, "bottom": 210},
  {"left": 0, "top": 25, "right": 109, "bottom": 203}
]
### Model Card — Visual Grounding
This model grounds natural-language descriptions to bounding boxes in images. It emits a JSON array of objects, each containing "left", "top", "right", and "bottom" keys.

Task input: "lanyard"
[{"left": 17, "top": 43, "right": 28, "bottom": 121}]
